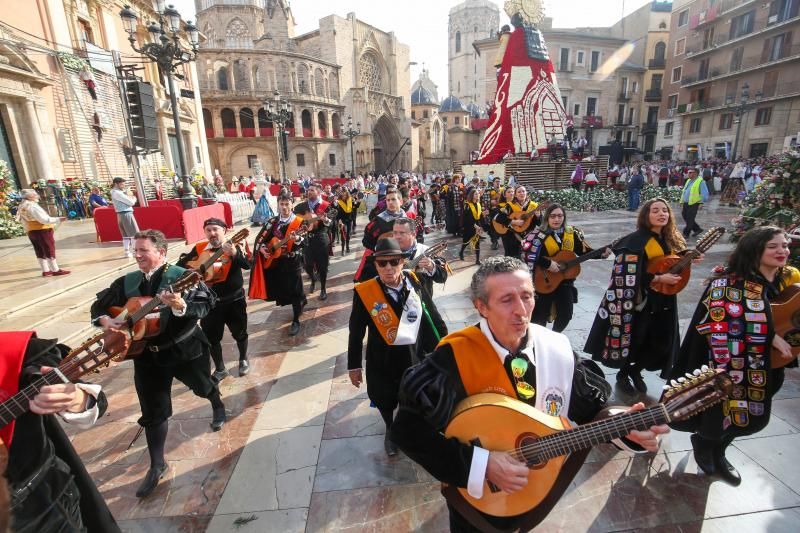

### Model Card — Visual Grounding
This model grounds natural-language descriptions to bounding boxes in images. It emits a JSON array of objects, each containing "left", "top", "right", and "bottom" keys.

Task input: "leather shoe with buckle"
[
  {"left": 691, "top": 434, "right": 716, "bottom": 476},
  {"left": 288, "top": 320, "right": 301, "bottom": 336},
  {"left": 714, "top": 453, "right": 742, "bottom": 486},
  {"left": 631, "top": 372, "right": 648, "bottom": 393},
  {"left": 320, "top": 288, "right": 328, "bottom": 301},
  {"left": 384, "top": 433, "right": 398, "bottom": 457},
  {"left": 238, "top": 359, "right": 250, "bottom": 376},
  {"left": 210, "top": 406, "right": 226, "bottom": 431},
  {"left": 136, "top": 463, "right": 168, "bottom": 498}
]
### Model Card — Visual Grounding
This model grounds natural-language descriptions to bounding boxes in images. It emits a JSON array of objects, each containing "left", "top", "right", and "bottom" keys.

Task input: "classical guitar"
[
  {"left": 108, "top": 271, "right": 202, "bottom": 359},
  {"left": 648, "top": 227, "right": 726, "bottom": 295},
  {"left": 184, "top": 228, "right": 250, "bottom": 285},
  {"left": 443, "top": 366, "right": 731, "bottom": 522},
  {"left": 492, "top": 204, "right": 543, "bottom": 236},
  {"left": 771, "top": 283, "right": 800, "bottom": 369},
  {"left": 0, "top": 330, "right": 129, "bottom": 436},
  {"left": 303, "top": 204, "right": 338, "bottom": 232},
  {"left": 406, "top": 241, "right": 448, "bottom": 271},
  {"left": 260, "top": 226, "right": 310, "bottom": 270},
  {"left": 534, "top": 240, "right": 615, "bottom": 295}
]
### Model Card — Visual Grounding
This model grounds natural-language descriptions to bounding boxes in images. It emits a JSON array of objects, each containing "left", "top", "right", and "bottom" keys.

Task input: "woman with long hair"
[
  {"left": 459, "top": 188, "right": 485, "bottom": 264},
  {"left": 523, "top": 203, "right": 610, "bottom": 332},
  {"left": 584, "top": 198, "right": 692, "bottom": 394},
  {"left": 669, "top": 227, "right": 799, "bottom": 485},
  {"left": 493, "top": 185, "right": 539, "bottom": 258}
]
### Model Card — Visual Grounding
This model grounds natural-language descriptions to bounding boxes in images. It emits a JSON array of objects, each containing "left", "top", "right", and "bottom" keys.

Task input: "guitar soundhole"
[{"left": 516, "top": 433, "right": 545, "bottom": 469}]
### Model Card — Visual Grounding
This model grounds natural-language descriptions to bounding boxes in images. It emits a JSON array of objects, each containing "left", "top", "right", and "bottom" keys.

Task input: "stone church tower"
[{"left": 448, "top": 0, "right": 499, "bottom": 110}]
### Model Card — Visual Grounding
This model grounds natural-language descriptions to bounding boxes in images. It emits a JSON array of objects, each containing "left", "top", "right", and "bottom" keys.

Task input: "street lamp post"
[
  {"left": 263, "top": 91, "right": 292, "bottom": 182},
  {"left": 120, "top": 2, "right": 199, "bottom": 208},
  {"left": 731, "top": 82, "right": 762, "bottom": 160},
  {"left": 340, "top": 115, "right": 360, "bottom": 176}
]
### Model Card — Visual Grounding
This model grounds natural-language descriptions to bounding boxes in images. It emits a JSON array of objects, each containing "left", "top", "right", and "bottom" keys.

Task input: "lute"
[
  {"left": 648, "top": 226, "right": 726, "bottom": 295},
  {"left": 771, "top": 283, "right": 800, "bottom": 368},
  {"left": 443, "top": 366, "right": 731, "bottom": 522}
]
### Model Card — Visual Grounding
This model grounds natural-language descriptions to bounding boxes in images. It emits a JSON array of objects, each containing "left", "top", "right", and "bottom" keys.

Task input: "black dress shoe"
[
  {"left": 691, "top": 434, "right": 716, "bottom": 476},
  {"left": 210, "top": 406, "right": 227, "bottom": 431},
  {"left": 631, "top": 372, "right": 648, "bottom": 393},
  {"left": 238, "top": 359, "right": 250, "bottom": 376},
  {"left": 384, "top": 434, "right": 399, "bottom": 457},
  {"left": 616, "top": 371, "right": 635, "bottom": 395},
  {"left": 288, "top": 320, "right": 301, "bottom": 336},
  {"left": 309, "top": 280, "right": 316, "bottom": 293},
  {"left": 320, "top": 289, "right": 328, "bottom": 301},
  {"left": 212, "top": 368, "right": 229, "bottom": 383},
  {"left": 714, "top": 453, "right": 742, "bottom": 486},
  {"left": 136, "top": 463, "right": 168, "bottom": 498}
]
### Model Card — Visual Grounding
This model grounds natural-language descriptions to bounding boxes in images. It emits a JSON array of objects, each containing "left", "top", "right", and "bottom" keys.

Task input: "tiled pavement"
[{"left": 4, "top": 201, "right": 800, "bottom": 532}]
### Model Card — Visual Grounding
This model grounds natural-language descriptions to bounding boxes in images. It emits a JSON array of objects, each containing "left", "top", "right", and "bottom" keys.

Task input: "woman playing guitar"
[
  {"left": 493, "top": 185, "right": 540, "bottom": 258},
  {"left": 669, "top": 226, "right": 800, "bottom": 486},
  {"left": 335, "top": 187, "right": 360, "bottom": 256},
  {"left": 523, "top": 203, "right": 610, "bottom": 332},
  {"left": 459, "top": 188, "right": 487, "bottom": 265},
  {"left": 584, "top": 198, "right": 702, "bottom": 394}
]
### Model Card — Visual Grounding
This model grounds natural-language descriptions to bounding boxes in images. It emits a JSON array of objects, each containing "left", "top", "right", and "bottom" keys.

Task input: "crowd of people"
[{"left": 4, "top": 159, "right": 798, "bottom": 532}]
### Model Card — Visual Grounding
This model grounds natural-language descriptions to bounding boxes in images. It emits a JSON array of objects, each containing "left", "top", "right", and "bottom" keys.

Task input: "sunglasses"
[{"left": 375, "top": 258, "right": 402, "bottom": 267}]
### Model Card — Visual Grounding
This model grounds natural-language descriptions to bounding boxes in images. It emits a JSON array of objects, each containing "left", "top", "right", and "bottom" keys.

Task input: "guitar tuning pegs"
[
  {"left": 670, "top": 379, "right": 679, "bottom": 387},
  {"left": 685, "top": 373, "right": 694, "bottom": 379},
  {"left": 701, "top": 365, "right": 709, "bottom": 371},
  {"left": 693, "top": 369, "right": 702, "bottom": 376},
  {"left": 678, "top": 377, "right": 687, "bottom": 383}
]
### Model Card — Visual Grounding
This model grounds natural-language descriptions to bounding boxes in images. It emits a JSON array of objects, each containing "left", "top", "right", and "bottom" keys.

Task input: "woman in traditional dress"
[
  {"left": 493, "top": 185, "right": 539, "bottom": 259},
  {"left": 669, "top": 226, "right": 799, "bottom": 485},
  {"left": 335, "top": 187, "right": 359, "bottom": 255},
  {"left": 458, "top": 188, "right": 485, "bottom": 264},
  {"left": 523, "top": 203, "right": 609, "bottom": 332},
  {"left": 584, "top": 198, "right": 693, "bottom": 394}
]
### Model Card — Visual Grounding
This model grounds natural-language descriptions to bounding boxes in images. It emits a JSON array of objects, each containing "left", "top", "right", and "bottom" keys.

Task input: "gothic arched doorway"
[{"left": 371, "top": 114, "right": 402, "bottom": 174}]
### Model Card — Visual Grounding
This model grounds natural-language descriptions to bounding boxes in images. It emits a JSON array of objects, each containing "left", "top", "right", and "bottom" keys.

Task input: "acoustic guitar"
[
  {"left": 534, "top": 241, "right": 614, "bottom": 295},
  {"left": 0, "top": 330, "right": 129, "bottom": 456},
  {"left": 771, "top": 283, "right": 800, "bottom": 369},
  {"left": 260, "top": 226, "right": 310, "bottom": 270},
  {"left": 443, "top": 366, "right": 731, "bottom": 522},
  {"left": 492, "top": 205, "right": 542, "bottom": 236},
  {"left": 184, "top": 228, "right": 250, "bottom": 285},
  {"left": 108, "top": 271, "right": 202, "bottom": 359},
  {"left": 648, "top": 227, "right": 726, "bottom": 295}
]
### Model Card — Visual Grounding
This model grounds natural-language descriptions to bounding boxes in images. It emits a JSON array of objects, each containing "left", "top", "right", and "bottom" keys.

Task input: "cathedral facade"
[{"left": 196, "top": 0, "right": 411, "bottom": 180}]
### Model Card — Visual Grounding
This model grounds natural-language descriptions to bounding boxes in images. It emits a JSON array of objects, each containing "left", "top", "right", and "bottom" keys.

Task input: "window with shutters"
[
  {"left": 730, "top": 47, "right": 744, "bottom": 72},
  {"left": 590, "top": 51, "right": 600, "bottom": 72},
  {"left": 664, "top": 122, "right": 674, "bottom": 136},
  {"left": 725, "top": 80, "right": 739, "bottom": 104},
  {"left": 689, "top": 118, "right": 702, "bottom": 133},
  {"left": 719, "top": 114, "right": 733, "bottom": 130},
  {"left": 755, "top": 107, "right": 772, "bottom": 126},
  {"left": 329, "top": 153, "right": 336, "bottom": 165},
  {"left": 763, "top": 32, "right": 792, "bottom": 62},
  {"left": 667, "top": 94, "right": 678, "bottom": 109},
  {"left": 675, "top": 38, "right": 685, "bottom": 56},
  {"left": 730, "top": 11, "right": 755, "bottom": 40},
  {"left": 678, "top": 9, "right": 689, "bottom": 27},
  {"left": 671, "top": 66, "right": 682, "bottom": 83},
  {"left": 763, "top": 70, "right": 779, "bottom": 97},
  {"left": 296, "top": 153, "right": 305, "bottom": 167},
  {"left": 247, "top": 155, "right": 257, "bottom": 168}
]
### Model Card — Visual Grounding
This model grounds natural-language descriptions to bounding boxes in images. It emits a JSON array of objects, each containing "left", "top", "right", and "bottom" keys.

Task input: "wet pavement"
[{"left": 5, "top": 199, "right": 799, "bottom": 532}]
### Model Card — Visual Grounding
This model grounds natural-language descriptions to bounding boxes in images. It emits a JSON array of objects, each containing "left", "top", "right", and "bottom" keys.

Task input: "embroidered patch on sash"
[
  {"left": 726, "top": 288, "right": 742, "bottom": 302},
  {"left": 744, "top": 312, "right": 767, "bottom": 322},
  {"left": 726, "top": 302, "right": 743, "bottom": 317},
  {"left": 748, "top": 370, "right": 766, "bottom": 386},
  {"left": 745, "top": 299, "right": 765, "bottom": 312}
]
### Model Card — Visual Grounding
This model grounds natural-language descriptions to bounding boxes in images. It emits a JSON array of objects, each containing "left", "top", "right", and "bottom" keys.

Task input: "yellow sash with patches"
[
  {"left": 644, "top": 237, "right": 666, "bottom": 260},
  {"left": 355, "top": 272, "right": 421, "bottom": 345},
  {"left": 543, "top": 227, "right": 575, "bottom": 256}
]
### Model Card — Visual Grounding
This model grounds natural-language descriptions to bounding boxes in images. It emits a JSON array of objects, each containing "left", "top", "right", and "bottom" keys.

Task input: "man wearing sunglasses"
[
  {"left": 391, "top": 257, "right": 669, "bottom": 531},
  {"left": 347, "top": 238, "right": 447, "bottom": 457}
]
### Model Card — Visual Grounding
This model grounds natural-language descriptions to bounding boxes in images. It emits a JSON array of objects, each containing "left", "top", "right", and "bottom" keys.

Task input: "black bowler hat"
[{"left": 373, "top": 238, "right": 409, "bottom": 258}]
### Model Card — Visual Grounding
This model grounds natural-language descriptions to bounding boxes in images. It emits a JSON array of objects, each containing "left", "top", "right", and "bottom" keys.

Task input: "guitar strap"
[{"left": 0, "top": 331, "right": 35, "bottom": 447}]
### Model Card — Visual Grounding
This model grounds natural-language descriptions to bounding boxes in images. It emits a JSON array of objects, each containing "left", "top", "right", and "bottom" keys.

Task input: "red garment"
[
  {"left": 477, "top": 24, "right": 566, "bottom": 164},
  {"left": 238, "top": 183, "right": 247, "bottom": 193},
  {"left": 0, "top": 331, "right": 35, "bottom": 446}
]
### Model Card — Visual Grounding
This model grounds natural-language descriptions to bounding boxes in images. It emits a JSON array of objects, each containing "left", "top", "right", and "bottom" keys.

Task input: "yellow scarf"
[
  {"left": 338, "top": 198, "right": 353, "bottom": 214},
  {"left": 466, "top": 201, "right": 482, "bottom": 221}
]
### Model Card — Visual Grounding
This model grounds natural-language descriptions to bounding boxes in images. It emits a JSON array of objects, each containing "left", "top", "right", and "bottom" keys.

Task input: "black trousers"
[
  {"left": 200, "top": 298, "right": 248, "bottom": 345},
  {"left": 681, "top": 202, "right": 702, "bottom": 236},
  {"left": 12, "top": 457, "right": 85, "bottom": 533},
  {"left": 501, "top": 232, "right": 522, "bottom": 258},
  {"left": 531, "top": 283, "right": 575, "bottom": 332},
  {"left": 133, "top": 353, "right": 217, "bottom": 427},
  {"left": 304, "top": 234, "right": 330, "bottom": 283}
]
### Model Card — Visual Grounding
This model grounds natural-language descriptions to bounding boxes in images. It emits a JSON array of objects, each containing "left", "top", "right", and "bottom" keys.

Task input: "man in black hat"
[
  {"left": 347, "top": 238, "right": 447, "bottom": 456},
  {"left": 178, "top": 218, "right": 251, "bottom": 378}
]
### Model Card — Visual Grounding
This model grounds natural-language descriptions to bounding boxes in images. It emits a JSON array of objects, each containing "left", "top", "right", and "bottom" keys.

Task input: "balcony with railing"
[
  {"left": 685, "top": 12, "right": 799, "bottom": 58},
  {"left": 648, "top": 58, "right": 666, "bottom": 69},
  {"left": 618, "top": 91, "right": 631, "bottom": 101},
  {"left": 682, "top": 44, "right": 800, "bottom": 87},
  {"left": 645, "top": 88, "right": 662, "bottom": 102},
  {"left": 676, "top": 81, "right": 800, "bottom": 115},
  {"left": 557, "top": 62, "right": 575, "bottom": 73},
  {"left": 641, "top": 122, "right": 658, "bottom": 134}
]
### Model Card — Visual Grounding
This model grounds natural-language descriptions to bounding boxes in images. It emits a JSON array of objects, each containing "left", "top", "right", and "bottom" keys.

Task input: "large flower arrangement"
[
  {"left": 733, "top": 151, "right": 800, "bottom": 268},
  {"left": 530, "top": 185, "right": 683, "bottom": 212},
  {"left": 0, "top": 159, "right": 24, "bottom": 239}
]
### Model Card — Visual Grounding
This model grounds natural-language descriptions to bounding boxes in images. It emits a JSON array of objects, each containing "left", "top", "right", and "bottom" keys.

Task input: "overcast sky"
[{"left": 170, "top": 0, "right": 653, "bottom": 95}]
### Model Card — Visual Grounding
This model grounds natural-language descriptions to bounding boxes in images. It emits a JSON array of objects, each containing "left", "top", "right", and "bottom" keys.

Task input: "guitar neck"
[
  {"left": 667, "top": 249, "right": 699, "bottom": 275},
  {"left": 561, "top": 245, "right": 608, "bottom": 269},
  {"left": 0, "top": 370, "right": 69, "bottom": 428},
  {"left": 522, "top": 405, "right": 668, "bottom": 463},
  {"left": 127, "top": 276, "right": 183, "bottom": 323}
]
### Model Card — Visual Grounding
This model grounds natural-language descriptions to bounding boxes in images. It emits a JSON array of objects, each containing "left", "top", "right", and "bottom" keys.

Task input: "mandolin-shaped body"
[
  {"left": 444, "top": 394, "right": 570, "bottom": 518},
  {"left": 647, "top": 255, "right": 690, "bottom": 295},
  {"left": 771, "top": 284, "right": 800, "bottom": 368},
  {"left": 534, "top": 250, "right": 580, "bottom": 295}
]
